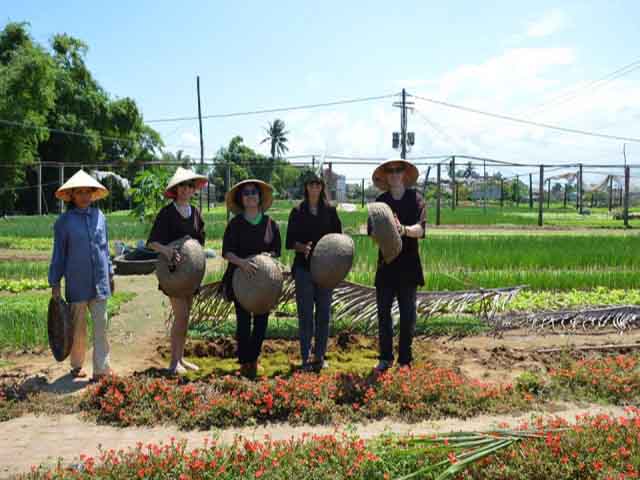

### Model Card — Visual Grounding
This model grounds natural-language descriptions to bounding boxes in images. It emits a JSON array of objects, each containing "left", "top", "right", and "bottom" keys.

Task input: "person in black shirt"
[
  {"left": 286, "top": 171, "right": 342, "bottom": 372},
  {"left": 147, "top": 167, "right": 207, "bottom": 376},
  {"left": 222, "top": 179, "right": 281, "bottom": 379},
  {"left": 368, "top": 159, "right": 426, "bottom": 372}
]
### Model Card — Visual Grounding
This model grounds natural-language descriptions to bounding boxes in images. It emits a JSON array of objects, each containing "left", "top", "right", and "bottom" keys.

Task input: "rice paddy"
[
  {"left": 0, "top": 292, "right": 135, "bottom": 349},
  {"left": 1, "top": 201, "right": 638, "bottom": 349}
]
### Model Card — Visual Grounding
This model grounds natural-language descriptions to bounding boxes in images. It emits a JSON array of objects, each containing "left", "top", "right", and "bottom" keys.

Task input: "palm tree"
[{"left": 261, "top": 119, "right": 289, "bottom": 159}]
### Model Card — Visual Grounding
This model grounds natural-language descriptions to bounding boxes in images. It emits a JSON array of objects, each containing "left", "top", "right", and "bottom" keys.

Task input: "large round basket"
[
  {"left": 47, "top": 297, "right": 73, "bottom": 362},
  {"left": 113, "top": 255, "right": 157, "bottom": 275},
  {"left": 367, "top": 202, "right": 402, "bottom": 264},
  {"left": 310, "top": 233, "right": 354, "bottom": 289},
  {"left": 155, "top": 237, "right": 206, "bottom": 298},
  {"left": 232, "top": 254, "right": 283, "bottom": 315}
]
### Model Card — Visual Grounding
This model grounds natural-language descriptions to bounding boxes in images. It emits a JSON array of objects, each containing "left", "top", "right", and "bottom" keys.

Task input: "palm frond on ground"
[
  {"left": 495, "top": 304, "right": 640, "bottom": 332},
  {"left": 188, "top": 273, "right": 522, "bottom": 334}
]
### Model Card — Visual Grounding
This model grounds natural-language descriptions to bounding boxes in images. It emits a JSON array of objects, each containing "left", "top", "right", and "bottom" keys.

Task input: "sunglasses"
[
  {"left": 385, "top": 166, "right": 405, "bottom": 174},
  {"left": 242, "top": 188, "right": 259, "bottom": 197},
  {"left": 178, "top": 181, "right": 196, "bottom": 189}
]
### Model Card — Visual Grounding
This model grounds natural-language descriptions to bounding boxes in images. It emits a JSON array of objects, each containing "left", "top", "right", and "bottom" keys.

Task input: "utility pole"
[
  {"left": 392, "top": 88, "right": 414, "bottom": 160},
  {"left": 37, "top": 162, "right": 42, "bottom": 216},
  {"left": 624, "top": 166, "right": 630, "bottom": 228},
  {"left": 59, "top": 164, "right": 64, "bottom": 213},
  {"left": 197, "top": 76, "right": 205, "bottom": 211},
  {"left": 450, "top": 156, "right": 456, "bottom": 210},
  {"left": 529, "top": 174, "right": 533, "bottom": 209},
  {"left": 577, "top": 164, "right": 583, "bottom": 213},
  {"left": 482, "top": 159, "right": 487, "bottom": 213},
  {"left": 436, "top": 163, "right": 441, "bottom": 226},
  {"left": 538, "top": 165, "right": 544, "bottom": 227}
]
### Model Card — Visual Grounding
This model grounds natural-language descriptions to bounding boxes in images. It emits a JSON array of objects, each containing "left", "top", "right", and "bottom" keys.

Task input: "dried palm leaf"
[
  {"left": 493, "top": 305, "right": 640, "bottom": 332},
  {"left": 186, "top": 272, "right": 522, "bottom": 336}
]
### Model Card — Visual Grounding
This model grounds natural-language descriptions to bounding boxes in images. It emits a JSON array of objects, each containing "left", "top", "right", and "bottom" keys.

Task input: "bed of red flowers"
[
  {"left": 22, "top": 408, "right": 640, "bottom": 479},
  {"left": 80, "top": 363, "right": 533, "bottom": 429},
  {"left": 548, "top": 354, "right": 640, "bottom": 404}
]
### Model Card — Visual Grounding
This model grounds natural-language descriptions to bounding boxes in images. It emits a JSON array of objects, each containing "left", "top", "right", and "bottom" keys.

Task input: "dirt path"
[
  {"left": 0, "top": 258, "right": 224, "bottom": 392},
  {"left": 0, "top": 402, "right": 629, "bottom": 478}
]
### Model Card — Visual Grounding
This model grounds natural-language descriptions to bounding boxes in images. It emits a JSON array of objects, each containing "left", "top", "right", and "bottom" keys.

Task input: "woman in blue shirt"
[{"left": 48, "top": 170, "right": 114, "bottom": 382}]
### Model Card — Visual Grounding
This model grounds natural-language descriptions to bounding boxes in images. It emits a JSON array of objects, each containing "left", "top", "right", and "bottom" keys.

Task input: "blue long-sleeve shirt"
[{"left": 48, "top": 207, "right": 113, "bottom": 303}]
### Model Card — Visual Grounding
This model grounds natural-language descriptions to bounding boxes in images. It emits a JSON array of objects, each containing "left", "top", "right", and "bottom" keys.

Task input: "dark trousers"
[
  {"left": 376, "top": 285, "right": 417, "bottom": 365},
  {"left": 234, "top": 301, "right": 268, "bottom": 364}
]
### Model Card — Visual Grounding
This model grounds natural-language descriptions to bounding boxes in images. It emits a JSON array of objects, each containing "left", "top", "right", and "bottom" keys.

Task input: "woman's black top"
[
  {"left": 221, "top": 214, "right": 282, "bottom": 300},
  {"left": 147, "top": 203, "right": 206, "bottom": 247},
  {"left": 368, "top": 189, "right": 426, "bottom": 288},
  {"left": 285, "top": 201, "right": 342, "bottom": 271}
]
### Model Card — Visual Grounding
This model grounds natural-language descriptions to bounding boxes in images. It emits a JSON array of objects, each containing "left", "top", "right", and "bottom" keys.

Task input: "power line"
[
  {"left": 0, "top": 118, "right": 138, "bottom": 145},
  {"left": 409, "top": 93, "right": 640, "bottom": 143},
  {"left": 145, "top": 93, "right": 399, "bottom": 123},
  {"left": 528, "top": 59, "right": 640, "bottom": 116}
]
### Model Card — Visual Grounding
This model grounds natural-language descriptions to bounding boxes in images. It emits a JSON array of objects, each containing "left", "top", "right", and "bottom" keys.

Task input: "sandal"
[
  {"left": 70, "top": 367, "right": 87, "bottom": 379},
  {"left": 90, "top": 369, "right": 115, "bottom": 383}
]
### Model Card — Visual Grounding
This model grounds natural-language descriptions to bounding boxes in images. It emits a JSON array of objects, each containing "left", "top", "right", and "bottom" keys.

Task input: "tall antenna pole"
[{"left": 197, "top": 76, "right": 205, "bottom": 211}]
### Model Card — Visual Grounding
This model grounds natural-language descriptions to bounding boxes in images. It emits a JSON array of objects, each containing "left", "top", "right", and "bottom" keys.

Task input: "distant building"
[{"left": 323, "top": 167, "right": 347, "bottom": 202}]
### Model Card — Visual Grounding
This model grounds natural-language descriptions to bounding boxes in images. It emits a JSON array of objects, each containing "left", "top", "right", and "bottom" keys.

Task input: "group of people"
[{"left": 48, "top": 158, "right": 425, "bottom": 380}]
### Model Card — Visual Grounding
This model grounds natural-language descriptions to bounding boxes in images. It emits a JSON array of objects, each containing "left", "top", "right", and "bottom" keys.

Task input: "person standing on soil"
[
  {"left": 48, "top": 170, "right": 115, "bottom": 382},
  {"left": 286, "top": 171, "right": 342, "bottom": 372},
  {"left": 368, "top": 159, "right": 426, "bottom": 372},
  {"left": 221, "top": 179, "right": 281, "bottom": 379},
  {"left": 147, "top": 167, "right": 207, "bottom": 376}
]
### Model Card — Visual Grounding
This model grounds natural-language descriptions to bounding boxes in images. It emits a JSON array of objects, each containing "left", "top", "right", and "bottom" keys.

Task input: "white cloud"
[
  {"left": 526, "top": 9, "right": 568, "bottom": 38},
  {"left": 180, "top": 132, "right": 199, "bottom": 146},
  {"left": 241, "top": 47, "right": 639, "bottom": 182}
]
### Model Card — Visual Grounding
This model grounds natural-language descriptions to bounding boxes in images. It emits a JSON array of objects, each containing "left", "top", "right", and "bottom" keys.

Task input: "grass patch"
[
  {"left": 0, "top": 261, "right": 49, "bottom": 279},
  {"left": 0, "top": 292, "right": 135, "bottom": 349}
]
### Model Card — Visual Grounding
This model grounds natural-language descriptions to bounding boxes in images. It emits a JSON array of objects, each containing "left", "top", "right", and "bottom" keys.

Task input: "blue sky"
[{"left": 4, "top": 1, "right": 640, "bottom": 183}]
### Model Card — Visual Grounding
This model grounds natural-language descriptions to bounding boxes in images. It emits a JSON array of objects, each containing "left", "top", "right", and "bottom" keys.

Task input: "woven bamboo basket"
[
  {"left": 156, "top": 236, "right": 206, "bottom": 297},
  {"left": 47, "top": 296, "right": 74, "bottom": 362},
  {"left": 367, "top": 202, "right": 402, "bottom": 263},
  {"left": 310, "top": 233, "right": 354, "bottom": 289},
  {"left": 233, "top": 254, "right": 283, "bottom": 314}
]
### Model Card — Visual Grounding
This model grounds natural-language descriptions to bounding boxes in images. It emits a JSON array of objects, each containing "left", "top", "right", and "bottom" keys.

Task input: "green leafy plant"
[{"left": 129, "top": 168, "right": 173, "bottom": 225}]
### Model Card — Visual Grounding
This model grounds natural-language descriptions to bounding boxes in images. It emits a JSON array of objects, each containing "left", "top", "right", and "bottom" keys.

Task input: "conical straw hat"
[
  {"left": 368, "top": 202, "right": 402, "bottom": 264},
  {"left": 55, "top": 170, "right": 109, "bottom": 202},
  {"left": 164, "top": 167, "right": 208, "bottom": 199},
  {"left": 310, "top": 233, "right": 354, "bottom": 289},
  {"left": 372, "top": 159, "right": 419, "bottom": 191},
  {"left": 155, "top": 236, "right": 206, "bottom": 297},
  {"left": 47, "top": 297, "right": 74, "bottom": 362},
  {"left": 232, "top": 254, "right": 283, "bottom": 314},
  {"left": 225, "top": 179, "right": 274, "bottom": 215}
]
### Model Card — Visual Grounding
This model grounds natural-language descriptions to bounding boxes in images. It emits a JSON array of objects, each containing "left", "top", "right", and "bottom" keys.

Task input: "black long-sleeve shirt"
[
  {"left": 285, "top": 201, "right": 342, "bottom": 271},
  {"left": 368, "top": 189, "right": 426, "bottom": 287},
  {"left": 221, "top": 214, "right": 281, "bottom": 299}
]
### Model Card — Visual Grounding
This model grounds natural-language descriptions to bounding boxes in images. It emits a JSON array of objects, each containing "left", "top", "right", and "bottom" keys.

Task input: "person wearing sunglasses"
[
  {"left": 147, "top": 167, "right": 207, "bottom": 376},
  {"left": 369, "top": 159, "right": 426, "bottom": 372},
  {"left": 286, "top": 171, "right": 342, "bottom": 372},
  {"left": 222, "top": 179, "right": 281, "bottom": 379}
]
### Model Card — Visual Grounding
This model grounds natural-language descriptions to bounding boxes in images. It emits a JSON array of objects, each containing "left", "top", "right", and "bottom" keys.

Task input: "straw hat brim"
[
  {"left": 164, "top": 167, "right": 208, "bottom": 199},
  {"left": 372, "top": 159, "right": 419, "bottom": 191},
  {"left": 225, "top": 179, "right": 274, "bottom": 215},
  {"left": 55, "top": 170, "right": 109, "bottom": 202}
]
